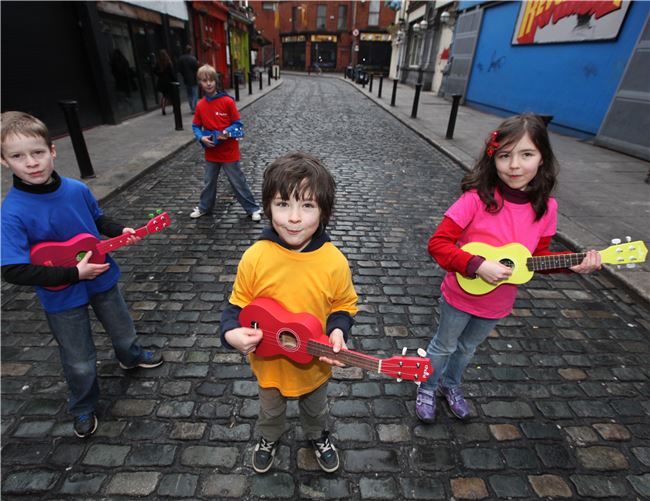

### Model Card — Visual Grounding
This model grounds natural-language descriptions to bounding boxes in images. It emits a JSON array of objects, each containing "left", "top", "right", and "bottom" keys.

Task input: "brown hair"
[
  {"left": 461, "top": 113, "right": 558, "bottom": 220},
  {"left": 1, "top": 111, "right": 52, "bottom": 156},
  {"left": 262, "top": 152, "right": 336, "bottom": 227}
]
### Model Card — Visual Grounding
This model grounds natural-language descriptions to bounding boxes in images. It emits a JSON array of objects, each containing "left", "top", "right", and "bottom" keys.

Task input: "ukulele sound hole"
[
  {"left": 278, "top": 330, "right": 299, "bottom": 351},
  {"left": 499, "top": 258, "right": 515, "bottom": 269}
]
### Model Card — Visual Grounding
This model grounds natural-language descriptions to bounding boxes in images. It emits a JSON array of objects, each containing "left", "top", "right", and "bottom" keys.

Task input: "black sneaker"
[
  {"left": 311, "top": 431, "right": 339, "bottom": 473},
  {"left": 119, "top": 350, "right": 163, "bottom": 370},
  {"left": 73, "top": 412, "right": 98, "bottom": 438},
  {"left": 252, "top": 436, "right": 279, "bottom": 473}
]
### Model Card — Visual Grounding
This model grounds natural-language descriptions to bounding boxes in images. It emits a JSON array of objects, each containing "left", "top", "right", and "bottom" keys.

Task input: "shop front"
[
  {"left": 310, "top": 34, "right": 337, "bottom": 70},
  {"left": 282, "top": 35, "right": 306, "bottom": 70},
  {"left": 358, "top": 32, "right": 392, "bottom": 74}
]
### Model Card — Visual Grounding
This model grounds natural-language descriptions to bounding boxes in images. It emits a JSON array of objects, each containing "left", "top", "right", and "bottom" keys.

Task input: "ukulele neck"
[
  {"left": 527, "top": 252, "right": 587, "bottom": 271},
  {"left": 96, "top": 226, "right": 149, "bottom": 255},
  {"left": 307, "top": 339, "right": 380, "bottom": 372}
]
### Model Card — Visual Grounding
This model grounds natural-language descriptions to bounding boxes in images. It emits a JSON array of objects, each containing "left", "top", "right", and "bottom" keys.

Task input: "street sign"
[{"left": 352, "top": 28, "right": 360, "bottom": 37}]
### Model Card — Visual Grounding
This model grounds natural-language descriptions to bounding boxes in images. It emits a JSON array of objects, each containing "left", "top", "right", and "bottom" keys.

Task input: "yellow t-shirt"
[{"left": 229, "top": 239, "right": 358, "bottom": 397}]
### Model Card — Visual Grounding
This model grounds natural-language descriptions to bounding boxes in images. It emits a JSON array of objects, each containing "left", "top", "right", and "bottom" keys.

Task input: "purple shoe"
[
  {"left": 415, "top": 386, "right": 436, "bottom": 423},
  {"left": 439, "top": 386, "right": 470, "bottom": 420}
]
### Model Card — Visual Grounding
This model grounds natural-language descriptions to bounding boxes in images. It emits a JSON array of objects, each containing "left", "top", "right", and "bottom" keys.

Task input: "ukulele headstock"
[
  {"left": 146, "top": 210, "right": 172, "bottom": 234},
  {"left": 381, "top": 347, "right": 432, "bottom": 383},
  {"left": 602, "top": 237, "right": 647, "bottom": 267}
]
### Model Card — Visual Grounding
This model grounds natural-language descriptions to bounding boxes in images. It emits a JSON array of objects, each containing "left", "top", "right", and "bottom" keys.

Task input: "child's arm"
[
  {"left": 220, "top": 302, "right": 263, "bottom": 354},
  {"left": 428, "top": 216, "right": 486, "bottom": 276},
  {"left": 95, "top": 215, "right": 141, "bottom": 246}
]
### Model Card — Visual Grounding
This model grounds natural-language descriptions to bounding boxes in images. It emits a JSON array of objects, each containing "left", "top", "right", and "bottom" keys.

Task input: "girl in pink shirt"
[{"left": 415, "top": 114, "right": 601, "bottom": 424}]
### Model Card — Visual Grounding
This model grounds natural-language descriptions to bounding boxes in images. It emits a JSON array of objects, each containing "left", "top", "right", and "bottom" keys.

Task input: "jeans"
[
  {"left": 257, "top": 382, "right": 328, "bottom": 441},
  {"left": 186, "top": 84, "right": 198, "bottom": 112},
  {"left": 198, "top": 160, "right": 260, "bottom": 215},
  {"left": 45, "top": 285, "right": 142, "bottom": 416},
  {"left": 421, "top": 297, "right": 500, "bottom": 391}
]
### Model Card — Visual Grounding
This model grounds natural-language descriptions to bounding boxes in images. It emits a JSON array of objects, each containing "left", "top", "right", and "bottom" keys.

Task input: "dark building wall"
[{"left": 1, "top": 1, "right": 104, "bottom": 137}]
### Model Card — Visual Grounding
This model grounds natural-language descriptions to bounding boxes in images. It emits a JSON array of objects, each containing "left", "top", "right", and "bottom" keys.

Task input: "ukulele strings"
[{"left": 249, "top": 326, "right": 426, "bottom": 376}]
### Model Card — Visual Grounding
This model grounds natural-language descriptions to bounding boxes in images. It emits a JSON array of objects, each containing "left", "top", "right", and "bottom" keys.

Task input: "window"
[
  {"left": 408, "top": 32, "right": 424, "bottom": 67},
  {"left": 292, "top": 6, "right": 299, "bottom": 31},
  {"left": 317, "top": 5, "right": 327, "bottom": 29},
  {"left": 368, "top": 0, "right": 380, "bottom": 26},
  {"left": 262, "top": 2, "right": 275, "bottom": 11},
  {"left": 337, "top": 5, "right": 347, "bottom": 31}
]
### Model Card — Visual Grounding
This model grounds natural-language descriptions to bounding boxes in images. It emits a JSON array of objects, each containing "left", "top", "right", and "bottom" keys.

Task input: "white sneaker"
[
  {"left": 251, "top": 210, "right": 262, "bottom": 222},
  {"left": 190, "top": 207, "right": 206, "bottom": 219}
]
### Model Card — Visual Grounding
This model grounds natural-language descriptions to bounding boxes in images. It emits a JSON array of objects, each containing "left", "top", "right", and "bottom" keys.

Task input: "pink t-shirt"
[{"left": 441, "top": 190, "right": 557, "bottom": 318}]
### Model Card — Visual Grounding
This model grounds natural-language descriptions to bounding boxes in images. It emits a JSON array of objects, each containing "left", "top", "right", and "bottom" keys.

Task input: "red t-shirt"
[{"left": 193, "top": 94, "right": 241, "bottom": 163}]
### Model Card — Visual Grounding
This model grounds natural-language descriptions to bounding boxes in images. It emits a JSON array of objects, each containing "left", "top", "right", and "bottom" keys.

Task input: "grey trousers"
[{"left": 257, "top": 382, "right": 328, "bottom": 441}]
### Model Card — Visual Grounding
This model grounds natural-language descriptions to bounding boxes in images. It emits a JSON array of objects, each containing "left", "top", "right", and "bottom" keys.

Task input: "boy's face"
[
  {"left": 270, "top": 190, "right": 322, "bottom": 252},
  {"left": 199, "top": 76, "right": 217, "bottom": 96},
  {"left": 1, "top": 134, "right": 56, "bottom": 185}
]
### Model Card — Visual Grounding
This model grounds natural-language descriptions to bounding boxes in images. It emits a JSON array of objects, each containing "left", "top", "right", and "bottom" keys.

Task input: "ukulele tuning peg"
[
  {"left": 415, "top": 381, "right": 421, "bottom": 387},
  {"left": 148, "top": 213, "right": 154, "bottom": 219},
  {"left": 625, "top": 236, "right": 631, "bottom": 242},
  {"left": 417, "top": 348, "right": 427, "bottom": 358},
  {"left": 396, "top": 378, "right": 402, "bottom": 383},
  {"left": 401, "top": 347, "right": 408, "bottom": 356},
  {"left": 626, "top": 263, "right": 636, "bottom": 269},
  {"left": 156, "top": 209, "right": 163, "bottom": 215},
  {"left": 611, "top": 238, "right": 621, "bottom": 245}
]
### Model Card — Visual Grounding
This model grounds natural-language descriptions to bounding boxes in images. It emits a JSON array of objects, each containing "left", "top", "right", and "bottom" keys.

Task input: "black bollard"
[
  {"left": 445, "top": 94, "right": 462, "bottom": 139},
  {"left": 268, "top": 67, "right": 272, "bottom": 86},
  {"left": 369, "top": 74, "right": 374, "bottom": 93},
  {"left": 411, "top": 83, "right": 422, "bottom": 118},
  {"left": 58, "top": 100, "right": 95, "bottom": 179},
  {"left": 274, "top": 67, "right": 278, "bottom": 81},
  {"left": 378, "top": 75, "right": 383, "bottom": 99},
  {"left": 170, "top": 82, "right": 183, "bottom": 130},
  {"left": 259, "top": 70, "right": 263, "bottom": 91},
  {"left": 248, "top": 72, "right": 253, "bottom": 95},
  {"left": 234, "top": 74, "right": 240, "bottom": 101},
  {"left": 390, "top": 79, "right": 398, "bottom": 106}
]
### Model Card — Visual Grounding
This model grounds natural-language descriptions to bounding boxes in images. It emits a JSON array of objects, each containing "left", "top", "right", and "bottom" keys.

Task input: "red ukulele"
[
  {"left": 239, "top": 297, "right": 432, "bottom": 383},
  {"left": 30, "top": 211, "right": 171, "bottom": 291}
]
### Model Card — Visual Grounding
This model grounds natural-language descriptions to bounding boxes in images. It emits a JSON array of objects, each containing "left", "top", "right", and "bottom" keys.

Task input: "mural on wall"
[{"left": 512, "top": 0, "right": 631, "bottom": 45}]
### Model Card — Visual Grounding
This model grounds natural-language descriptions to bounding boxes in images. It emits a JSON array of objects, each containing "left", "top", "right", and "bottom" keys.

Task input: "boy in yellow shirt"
[{"left": 220, "top": 152, "right": 358, "bottom": 473}]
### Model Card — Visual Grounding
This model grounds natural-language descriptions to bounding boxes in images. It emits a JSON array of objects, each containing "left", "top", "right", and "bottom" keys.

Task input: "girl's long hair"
[{"left": 461, "top": 113, "right": 558, "bottom": 220}]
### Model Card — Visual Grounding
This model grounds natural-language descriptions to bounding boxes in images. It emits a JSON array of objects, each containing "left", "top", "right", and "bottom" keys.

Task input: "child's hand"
[
  {"left": 122, "top": 228, "right": 141, "bottom": 246},
  {"left": 570, "top": 249, "right": 601, "bottom": 274},
  {"left": 216, "top": 132, "right": 229, "bottom": 141},
  {"left": 200, "top": 136, "right": 215, "bottom": 148},
  {"left": 476, "top": 260, "right": 513, "bottom": 285},
  {"left": 319, "top": 329, "right": 347, "bottom": 367},
  {"left": 224, "top": 326, "right": 263, "bottom": 355},
  {"left": 76, "top": 251, "right": 110, "bottom": 281}
]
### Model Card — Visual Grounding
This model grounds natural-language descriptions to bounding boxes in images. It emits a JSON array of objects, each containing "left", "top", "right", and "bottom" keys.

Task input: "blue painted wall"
[{"left": 461, "top": 1, "right": 649, "bottom": 135}]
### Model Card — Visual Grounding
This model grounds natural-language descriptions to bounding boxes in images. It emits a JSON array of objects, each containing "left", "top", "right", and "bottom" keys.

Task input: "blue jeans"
[
  {"left": 198, "top": 160, "right": 260, "bottom": 215},
  {"left": 421, "top": 297, "right": 500, "bottom": 391},
  {"left": 45, "top": 285, "right": 142, "bottom": 416},
  {"left": 186, "top": 84, "right": 198, "bottom": 112}
]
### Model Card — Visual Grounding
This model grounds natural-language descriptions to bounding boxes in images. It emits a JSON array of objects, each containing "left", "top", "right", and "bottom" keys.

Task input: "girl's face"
[
  {"left": 494, "top": 132, "right": 542, "bottom": 191},
  {"left": 270, "top": 189, "right": 322, "bottom": 252}
]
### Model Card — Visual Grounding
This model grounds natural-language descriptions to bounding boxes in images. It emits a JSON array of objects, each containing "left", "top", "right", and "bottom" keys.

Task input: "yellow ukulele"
[{"left": 456, "top": 239, "right": 648, "bottom": 295}]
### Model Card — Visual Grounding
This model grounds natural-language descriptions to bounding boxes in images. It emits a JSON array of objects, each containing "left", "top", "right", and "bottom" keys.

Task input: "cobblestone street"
[{"left": 2, "top": 75, "right": 650, "bottom": 499}]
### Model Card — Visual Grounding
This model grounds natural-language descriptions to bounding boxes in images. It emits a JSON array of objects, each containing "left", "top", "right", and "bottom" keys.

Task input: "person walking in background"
[
  {"left": 0, "top": 112, "right": 163, "bottom": 439},
  {"left": 153, "top": 49, "right": 176, "bottom": 115},
  {"left": 189, "top": 64, "right": 262, "bottom": 221},
  {"left": 415, "top": 113, "right": 601, "bottom": 424},
  {"left": 220, "top": 152, "right": 358, "bottom": 474},
  {"left": 177, "top": 44, "right": 199, "bottom": 113}
]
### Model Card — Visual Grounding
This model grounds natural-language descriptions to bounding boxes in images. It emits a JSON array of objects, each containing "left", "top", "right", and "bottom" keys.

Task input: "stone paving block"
[
  {"left": 60, "top": 472, "right": 107, "bottom": 495},
  {"left": 489, "top": 423, "right": 522, "bottom": 441},
  {"left": 157, "top": 473, "right": 198, "bottom": 498},
  {"left": 377, "top": 423, "right": 411, "bottom": 442},
  {"left": 488, "top": 474, "right": 531, "bottom": 498},
  {"left": 413, "top": 446, "right": 454, "bottom": 471},
  {"left": 13, "top": 420, "right": 54, "bottom": 437},
  {"left": 528, "top": 474, "right": 573, "bottom": 498},
  {"left": 334, "top": 422, "right": 374, "bottom": 442},
  {"left": 502, "top": 447, "right": 540, "bottom": 469},
  {"left": 299, "top": 477, "right": 350, "bottom": 499},
  {"left": 535, "top": 443, "right": 574, "bottom": 469},
  {"left": 628, "top": 473, "right": 650, "bottom": 498},
  {"left": 111, "top": 398, "right": 157, "bottom": 416},
  {"left": 631, "top": 446, "right": 650, "bottom": 466},
  {"left": 209, "top": 423, "right": 251, "bottom": 441},
  {"left": 399, "top": 476, "right": 447, "bottom": 499},
  {"left": 156, "top": 400, "right": 195, "bottom": 418},
  {"left": 575, "top": 446, "right": 629, "bottom": 470},
  {"left": 82, "top": 444, "right": 130, "bottom": 466},
  {"left": 180, "top": 446, "right": 238, "bottom": 468},
  {"left": 1, "top": 470, "right": 59, "bottom": 495},
  {"left": 125, "top": 443, "right": 176, "bottom": 465},
  {"left": 123, "top": 419, "right": 170, "bottom": 439},
  {"left": 344, "top": 449, "right": 401, "bottom": 472},
  {"left": 570, "top": 475, "right": 628, "bottom": 498},
  {"left": 200, "top": 473, "right": 247, "bottom": 498},
  {"left": 105, "top": 471, "right": 160, "bottom": 496},
  {"left": 460, "top": 447, "right": 505, "bottom": 470},
  {"left": 2, "top": 442, "right": 52, "bottom": 465},
  {"left": 481, "top": 401, "right": 534, "bottom": 418},
  {"left": 250, "top": 472, "right": 295, "bottom": 498},
  {"left": 593, "top": 422, "right": 632, "bottom": 441},
  {"left": 450, "top": 477, "right": 489, "bottom": 500},
  {"left": 563, "top": 425, "right": 599, "bottom": 445}
]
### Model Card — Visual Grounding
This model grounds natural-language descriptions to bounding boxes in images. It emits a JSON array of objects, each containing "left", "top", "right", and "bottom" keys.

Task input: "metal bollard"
[
  {"left": 274, "top": 67, "right": 278, "bottom": 81},
  {"left": 248, "top": 72, "right": 253, "bottom": 95},
  {"left": 445, "top": 94, "right": 462, "bottom": 139},
  {"left": 259, "top": 71, "right": 263, "bottom": 91},
  {"left": 390, "top": 79, "right": 398, "bottom": 106},
  {"left": 362, "top": 75, "right": 366, "bottom": 89},
  {"left": 411, "top": 83, "right": 422, "bottom": 118},
  {"left": 234, "top": 74, "right": 240, "bottom": 101},
  {"left": 378, "top": 75, "right": 383, "bottom": 99},
  {"left": 268, "top": 67, "right": 272, "bottom": 86},
  {"left": 369, "top": 74, "right": 374, "bottom": 93},
  {"left": 58, "top": 100, "right": 95, "bottom": 179},
  {"left": 170, "top": 82, "right": 183, "bottom": 130}
]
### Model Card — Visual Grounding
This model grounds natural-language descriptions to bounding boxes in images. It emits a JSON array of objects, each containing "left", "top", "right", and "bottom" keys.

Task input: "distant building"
[{"left": 249, "top": 1, "right": 395, "bottom": 73}]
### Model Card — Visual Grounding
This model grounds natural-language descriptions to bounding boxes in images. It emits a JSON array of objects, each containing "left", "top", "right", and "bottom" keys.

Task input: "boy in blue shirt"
[{"left": 1, "top": 111, "right": 163, "bottom": 438}]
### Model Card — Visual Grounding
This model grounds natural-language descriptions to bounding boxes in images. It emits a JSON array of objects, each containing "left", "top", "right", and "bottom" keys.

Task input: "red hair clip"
[{"left": 486, "top": 130, "right": 500, "bottom": 157}]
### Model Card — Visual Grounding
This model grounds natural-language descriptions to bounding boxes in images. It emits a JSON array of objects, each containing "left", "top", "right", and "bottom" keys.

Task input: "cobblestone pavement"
[{"left": 2, "top": 75, "right": 650, "bottom": 500}]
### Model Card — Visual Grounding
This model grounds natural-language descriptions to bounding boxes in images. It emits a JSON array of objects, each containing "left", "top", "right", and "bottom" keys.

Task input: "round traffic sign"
[{"left": 352, "top": 28, "right": 359, "bottom": 37}]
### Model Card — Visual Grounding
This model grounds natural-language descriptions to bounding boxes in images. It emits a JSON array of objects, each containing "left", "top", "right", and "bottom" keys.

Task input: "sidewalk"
[
  {"left": 343, "top": 75, "right": 650, "bottom": 304},
  {"left": 1, "top": 77, "right": 284, "bottom": 203}
]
